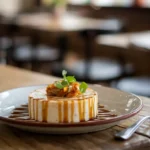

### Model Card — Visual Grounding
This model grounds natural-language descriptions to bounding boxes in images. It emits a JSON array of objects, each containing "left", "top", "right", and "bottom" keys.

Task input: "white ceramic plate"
[{"left": 0, "top": 85, "right": 142, "bottom": 134}]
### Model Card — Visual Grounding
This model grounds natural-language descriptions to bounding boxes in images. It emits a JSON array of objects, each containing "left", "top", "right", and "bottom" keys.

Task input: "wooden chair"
[
  {"left": 5, "top": 23, "right": 61, "bottom": 71},
  {"left": 51, "top": 44, "right": 127, "bottom": 84},
  {"left": 112, "top": 77, "right": 150, "bottom": 97},
  {"left": 51, "top": 19, "right": 126, "bottom": 83},
  {"left": 112, "top": 35, "right": 150, "bottom": 97}
]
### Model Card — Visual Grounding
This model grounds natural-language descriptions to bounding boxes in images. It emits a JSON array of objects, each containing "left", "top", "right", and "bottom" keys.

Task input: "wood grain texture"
[
  {"left": 0, "top": 65, "right": 150, "bottom": 150},
  {"left": 0, "top": 65, "right": 59, "bottom": 92}
]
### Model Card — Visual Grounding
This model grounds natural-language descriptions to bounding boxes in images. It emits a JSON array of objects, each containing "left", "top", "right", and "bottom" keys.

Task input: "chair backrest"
[{"left": 126, "top": 44, "right": 150, "bottom": 76}]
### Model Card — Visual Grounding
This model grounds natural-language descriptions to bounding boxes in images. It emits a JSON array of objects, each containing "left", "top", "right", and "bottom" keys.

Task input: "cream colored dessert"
[
  {"left": 28, "top": 71, "right": 98, "bottom": 123},
  {"left": 28, "top": 87, "right": 98, "bottom": 123}
]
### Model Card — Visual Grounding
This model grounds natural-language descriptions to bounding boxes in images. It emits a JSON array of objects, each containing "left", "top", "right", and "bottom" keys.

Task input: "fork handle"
[{"left": 115, "top": 116, "right": 150, "bottom": 140}]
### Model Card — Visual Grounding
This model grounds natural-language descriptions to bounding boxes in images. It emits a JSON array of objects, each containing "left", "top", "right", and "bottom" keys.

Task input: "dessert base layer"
[{"left": 28, "top": 88, "right": 98, "bottom": 123}]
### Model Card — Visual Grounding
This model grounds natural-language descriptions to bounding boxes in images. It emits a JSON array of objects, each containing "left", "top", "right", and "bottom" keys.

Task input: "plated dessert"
[
  {"left": 28, "top": 70, "right": 98, "bottom": 123},
  {"left": 0, "top": 76, "right": 142, "bottom": 134}
]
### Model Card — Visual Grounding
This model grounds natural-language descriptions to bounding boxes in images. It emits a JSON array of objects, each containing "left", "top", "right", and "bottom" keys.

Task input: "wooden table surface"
[
  {"left": 0, "top": 65, "right": 150, "bottom": 150},
  {"left": 16, "top": 12, "right": 120, "bottom": 33}
]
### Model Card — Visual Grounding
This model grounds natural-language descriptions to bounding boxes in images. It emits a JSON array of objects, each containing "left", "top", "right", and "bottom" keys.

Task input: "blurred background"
[{"left": 0, "top": 0, "right": 150, "bottom": 96}]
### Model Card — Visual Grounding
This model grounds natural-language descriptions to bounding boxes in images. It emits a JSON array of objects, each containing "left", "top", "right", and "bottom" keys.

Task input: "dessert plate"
[{"left": 0, "top": 85, "right": 142, "bottom": 134}]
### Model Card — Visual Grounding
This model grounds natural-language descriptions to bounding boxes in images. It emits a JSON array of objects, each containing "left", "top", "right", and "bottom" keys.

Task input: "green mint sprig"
[
  {"left": 79, "top": 82, "right": 88, "bottom": 93},
  {"left": 54, "top": 70, "right": 88, "bottom": 93}
]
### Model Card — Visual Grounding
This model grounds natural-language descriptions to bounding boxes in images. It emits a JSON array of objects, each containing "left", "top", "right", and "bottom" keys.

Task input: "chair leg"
[
  {"left": 80, "top": 30, "right": 95, "bottom": 81},
  {"left": 30, "top": 31, "right": 39, "bottom": 71},
  {"left": 57, "top": 34, "right": 68, "bottom": 62},
  {"left": 0, "top": 39, "right": 3, "bottom": 63}
]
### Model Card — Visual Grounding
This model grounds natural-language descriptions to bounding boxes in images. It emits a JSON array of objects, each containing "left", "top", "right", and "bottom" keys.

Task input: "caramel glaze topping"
[
  {"left": 9, "top": 104, "right": 118, "bottom": 121},
  {"left": 71, "top": 100, "right": 74, "bottom": 123},
  {"left": 33, "top": 99, "right": 35, "bottom": 119},
  {"left": 78, "top": 100, "right": 82, "bottom": 121},
  {"left": 63, "top": 101, "right": 68, "bottom": 123},
  {"left": 36, "top": 100, "right": 38, "bottom": 120},
  {"left": 38, "top": 98, "right": 96, "bottom": 123},
  {"left": 42, "top": 101, "right": 48, "bottom": 122},
  {"left": 58, "top": 101, "right": 62, "bottom": 123},
  {"left": 29, "top": 89, "right": 97, "bottom": 123}
]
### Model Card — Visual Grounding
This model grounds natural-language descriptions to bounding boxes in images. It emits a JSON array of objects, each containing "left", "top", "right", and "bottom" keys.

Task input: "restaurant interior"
[{"left": 0, "top": 0, "right": 150, "bottom": 97}]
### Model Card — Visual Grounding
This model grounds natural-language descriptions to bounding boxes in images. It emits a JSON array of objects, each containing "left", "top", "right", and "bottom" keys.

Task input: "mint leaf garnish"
[
  {"left": 61, "top": 80, "right": 68, "bottom": 86},
  {"left": 79, "top": 82, "right": 88, "bottom": 93},
  {"left": 54, "top": 82, "right": 64, "bottom": 89},
  {"left": 54, "top": 70, "right": 88, "bottom": 94},
  {"left": 66, "top": 76, "right": 76, "bottom": 83}
]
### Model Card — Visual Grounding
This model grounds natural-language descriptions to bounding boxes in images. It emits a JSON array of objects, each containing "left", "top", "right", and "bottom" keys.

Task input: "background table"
[
  {"left": 16, "top": 12, "right": 121, "bottom": 32},
  {"left": 96, "top": 31, "right": 150, "bottom": 76},
  {"left": 11, "top": 12, "right": 124, "bottom": 79},
  {"left": 0, "top": 65, "right": 150, "bottom": 150},
  {"left": 96, "top": 30, "right": 150, "bottom": 49}
]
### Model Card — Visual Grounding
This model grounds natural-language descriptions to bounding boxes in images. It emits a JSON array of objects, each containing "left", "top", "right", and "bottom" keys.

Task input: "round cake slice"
[{"left": 28, "top": 87, "right": 98, "bottom": 123}]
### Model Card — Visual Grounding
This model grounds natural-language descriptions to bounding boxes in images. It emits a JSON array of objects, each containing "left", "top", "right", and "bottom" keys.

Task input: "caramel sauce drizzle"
[
  {"left": 28, "top": 99, "right": 31, "bottom": 118},
  {"left": 89, "top": 98, "right": 93, "bottom": 119},
  {"left": 42, "top": 101, "right": 48, "bottom": 122},
  {"left": 81, "top": 100, "right": 84, "bottom": 121},
  {"left": 88, "top": 99, "right": 90, "bottom": 119},
  {"left": 63, "top": 101, "right": 68, "bottom": 123},
  {"left": 78, "top": 101, "right": 81, "bottom": 121},
  {"left": 58, "top": 101, "right": 62, "bottom": 123},
  {"left": 71, "top": 100, "right": 74, "bottom": 122},
  {"left": 8, "top": 104, "right": 118, "bottom": 122},
  {"left": 36, "top": 100, "right": 38, "bottom": 120},
  {"left": 92, "top": 98, "right": 95, "bottom": 117},
  {"left": 82, "top": 100, "right": 85, "bottom": 121},
  {"left": 33, "top": 99, "right": 35, "bottom": 119}
]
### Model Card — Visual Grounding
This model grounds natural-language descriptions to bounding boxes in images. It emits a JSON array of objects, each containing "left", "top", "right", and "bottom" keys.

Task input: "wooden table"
[
  {"left": 12, "top": 12, "right": 122, "bottom": 76},
  {"left": 96, "top": 30, "right": 150, "bottom": 49},
  {"left": 96, "top": 31, "right": 150, "bottom": 76},
  {"left": 0, "top": 65, "right": 150, "bottom": 150},
  {"left": 16, "top": 12, "right": 120, "bottom": 32},
  {"left": 14, "top": 12, "right": 121, "bottom": 50}
]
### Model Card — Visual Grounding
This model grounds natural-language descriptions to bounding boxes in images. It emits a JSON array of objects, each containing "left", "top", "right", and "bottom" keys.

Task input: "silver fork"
[{"left": 115, "top": 116, "right": 150, "bottom": 140}]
